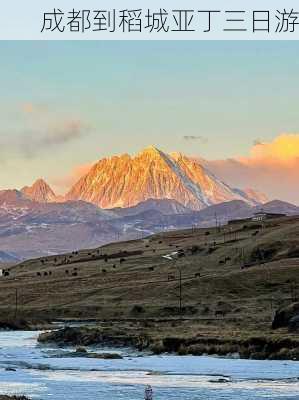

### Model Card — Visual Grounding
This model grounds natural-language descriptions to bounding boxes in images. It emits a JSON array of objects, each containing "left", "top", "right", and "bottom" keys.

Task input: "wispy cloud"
[
  {"left": 0, "top": 103, "right": 91, "bottom": 160},
  {"left": 183, "top": 135, "right": 208, "bottom": 143},
  {"left": 40, "top": 120, "right": 89, "bottom": 146}
]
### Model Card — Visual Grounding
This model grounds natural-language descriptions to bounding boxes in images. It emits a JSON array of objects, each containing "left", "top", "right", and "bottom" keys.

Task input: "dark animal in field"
[
  {"left": 178, "top": 250, "right": 185, "bottom": 258},
  {"left": 190, "top": 245, "right": 200, "bottom": 254},
  {"left": 215, "top": 310, "right": 225, "bottom": 318}
]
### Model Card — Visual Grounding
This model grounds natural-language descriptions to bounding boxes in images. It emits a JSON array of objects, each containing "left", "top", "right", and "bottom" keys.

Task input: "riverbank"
[
  {"left": 38, "top": 320, "right": 299, "bottom": 361},
  {"left": 0, "top": 396, "right": 30, "bottom": 400},
  {"left": 0, "top": 318, "right": 52, "bottom": 331}
]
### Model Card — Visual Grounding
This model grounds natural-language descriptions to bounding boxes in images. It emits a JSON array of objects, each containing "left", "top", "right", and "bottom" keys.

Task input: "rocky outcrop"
[{"left": 38, "top": 326, "right": 149, "bottom": 350}]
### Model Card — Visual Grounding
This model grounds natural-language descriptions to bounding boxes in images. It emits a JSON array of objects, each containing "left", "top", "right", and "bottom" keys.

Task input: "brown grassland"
[{"left": 1, "top": 215, "right": 299, "bottom": 358}]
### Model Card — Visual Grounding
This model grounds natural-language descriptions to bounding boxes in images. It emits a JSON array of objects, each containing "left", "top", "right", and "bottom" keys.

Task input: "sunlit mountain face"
[{"left": 65, "top": 146, "right": 265, "bottom": 210}]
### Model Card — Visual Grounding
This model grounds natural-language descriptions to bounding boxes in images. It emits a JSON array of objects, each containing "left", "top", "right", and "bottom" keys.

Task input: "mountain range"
[
  {"left": 18, "top": 147, "right": 266, "bottom": 209},
  {"left": 0, "top": 146, "right": 297, "bottom": 262}
]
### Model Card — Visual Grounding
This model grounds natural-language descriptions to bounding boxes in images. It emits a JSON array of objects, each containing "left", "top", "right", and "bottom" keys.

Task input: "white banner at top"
[{"left": 1, "top": 0, "right": 299, "bottom": 40}]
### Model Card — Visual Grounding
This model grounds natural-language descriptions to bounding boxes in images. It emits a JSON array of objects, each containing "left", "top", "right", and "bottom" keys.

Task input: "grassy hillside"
[{"left": 0, "top": 215, "right": 298, "bottom": 332}]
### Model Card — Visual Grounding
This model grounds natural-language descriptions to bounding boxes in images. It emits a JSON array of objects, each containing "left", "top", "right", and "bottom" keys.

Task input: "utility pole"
[
  {"left": 290, "top": 282, "right": 297, "bottom": 302},
  {"left": 163, "top": 254, "right": 183, "bottom": 317},
  {"left": 178, "top": 268, "right": 182, "bottom": 315},
  {"left": 214, "top": 212, "right": 218, "bottom": 232},
  {"left": 240, "top": 247, "right": 245, "bottom": 268},
  {"left": 14, "top": 288, "right": 18, "bottom": 320}
]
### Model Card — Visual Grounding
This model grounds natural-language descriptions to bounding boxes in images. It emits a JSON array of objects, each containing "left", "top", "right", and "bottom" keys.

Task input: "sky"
[{"left": 0, "top": 41, "right": 299, "bottom": 203}]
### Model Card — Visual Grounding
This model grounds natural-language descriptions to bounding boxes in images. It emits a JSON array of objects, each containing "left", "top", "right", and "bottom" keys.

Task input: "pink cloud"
[
  {"left": 203, "top": 134, "right": 299, "bottom": 205},
  {"left": 50, "top": 162, "right": 93, "bottom": 195}
]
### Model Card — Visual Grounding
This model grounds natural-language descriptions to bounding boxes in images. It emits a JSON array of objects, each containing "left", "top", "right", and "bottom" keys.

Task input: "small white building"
[{"left": 251, "top": 211, "right": 286, "bottom": 222}]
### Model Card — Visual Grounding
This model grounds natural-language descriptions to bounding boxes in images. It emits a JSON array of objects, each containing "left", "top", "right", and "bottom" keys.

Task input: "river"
[{"left": 0, "top": 330, "right": 299, "bottom": 399}]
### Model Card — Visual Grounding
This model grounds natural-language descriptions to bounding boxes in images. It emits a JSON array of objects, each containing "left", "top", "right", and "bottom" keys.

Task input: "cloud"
[
  {"left": 0, "top": 103, "right": 91, "bottom": 159},
  {"left": 21, "top": 102, "right": 48, "bottom": 115},
  {"left": 183, "top": 135, "right": 208, "bottom": 143},
  {"left": 203, "top": 134, "right": 299, "bottom": 205},
  {"left": 42, "top": 119, "right": 90, "bottom": 146},
  {"left": 253, "top": 139, "right": 265, "bottom": 146},
  {"left": 51, "top": 162, "right": 94, "bottom": 194},
  {"left": 22, "top": 102, "right": 35, "bottom": 114},
  {"left": 19, "top": 119, "right": 90, "bottom": 158},
  {"left": 247, "top": 134, "right": 299, "bottom": 163}
]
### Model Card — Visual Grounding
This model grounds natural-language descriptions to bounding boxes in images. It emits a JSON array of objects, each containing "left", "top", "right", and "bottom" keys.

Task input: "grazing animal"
[{"left": 215, "top": 310, "right": 225, "bottom": 318}]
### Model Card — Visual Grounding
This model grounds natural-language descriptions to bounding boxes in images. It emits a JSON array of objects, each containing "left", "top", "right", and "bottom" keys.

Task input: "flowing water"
[{"left": 0, "top": 330, "right": 299, "bottom": 399}]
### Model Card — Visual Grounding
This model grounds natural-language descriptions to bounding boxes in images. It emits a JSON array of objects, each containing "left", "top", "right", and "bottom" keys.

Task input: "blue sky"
[{"left": 0, "top": 41, "right": 299, "bottom": 194}]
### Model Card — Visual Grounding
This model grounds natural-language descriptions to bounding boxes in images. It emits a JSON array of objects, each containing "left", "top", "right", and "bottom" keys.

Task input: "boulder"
[
  {"left": 288, "top": 315, "right": 299, "bottom": 332},
  {"left": 272, "top": 302, "right": 299, "bottom": 329}
]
